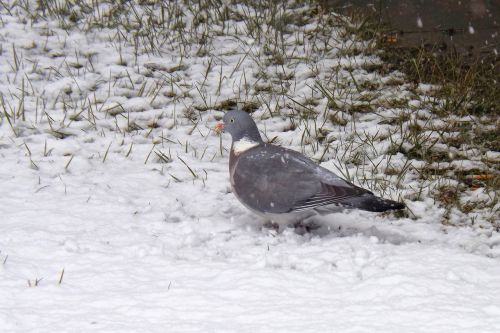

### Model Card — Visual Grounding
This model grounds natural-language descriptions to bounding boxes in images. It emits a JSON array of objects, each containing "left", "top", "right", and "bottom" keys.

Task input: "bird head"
[{"left": 216, "top": 110, "right": 263, "bottom": 143}]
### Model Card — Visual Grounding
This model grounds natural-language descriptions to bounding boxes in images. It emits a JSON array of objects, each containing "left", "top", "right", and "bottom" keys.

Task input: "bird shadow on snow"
[
  {"left": 307, "top": 213, "right": 414, "bottom": 245},
  {"left": 234, "top": 210, "right": 418, "bottom": 246}
]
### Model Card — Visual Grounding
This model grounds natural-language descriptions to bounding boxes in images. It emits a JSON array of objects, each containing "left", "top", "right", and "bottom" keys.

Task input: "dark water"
[{"left": 321, "top": 0, "right": 499, "bottom": 56}]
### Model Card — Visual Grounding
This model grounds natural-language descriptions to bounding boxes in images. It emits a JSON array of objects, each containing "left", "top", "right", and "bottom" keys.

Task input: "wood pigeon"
[{"left": 216, "top": 110, "right": 405, "bottom": 224}]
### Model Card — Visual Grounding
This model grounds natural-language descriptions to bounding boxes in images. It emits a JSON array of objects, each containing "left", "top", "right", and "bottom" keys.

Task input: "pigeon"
[{"left": 216, "top": 110, "right": 405, "bottom": 224}]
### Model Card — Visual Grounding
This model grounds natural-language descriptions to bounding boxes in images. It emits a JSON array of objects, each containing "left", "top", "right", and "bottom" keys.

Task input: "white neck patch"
[{"left": 232, "top": 137, "right": 260, "bottom": 155}]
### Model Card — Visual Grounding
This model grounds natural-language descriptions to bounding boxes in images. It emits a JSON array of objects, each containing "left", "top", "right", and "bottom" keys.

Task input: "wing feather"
[{"left": 290, "top": 182, "right": 369, "bottom": 212}]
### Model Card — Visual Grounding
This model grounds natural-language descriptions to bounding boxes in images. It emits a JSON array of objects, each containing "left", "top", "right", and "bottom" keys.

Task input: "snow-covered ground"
[{"left": 1, "top": 1, "right": 499, "bottom": 332}]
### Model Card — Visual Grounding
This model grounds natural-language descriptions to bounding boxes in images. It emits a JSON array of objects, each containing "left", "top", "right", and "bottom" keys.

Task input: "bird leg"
[
  {"left": 262, "top": 220, "right": 280, "bottom": 233},
  {"left": 292, "top": 219, "right": 321, "bottom": 235}
]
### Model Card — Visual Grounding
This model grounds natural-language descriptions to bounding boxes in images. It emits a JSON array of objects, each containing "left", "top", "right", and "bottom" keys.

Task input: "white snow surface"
[{"left": 1, "top": 1, "right": 499, "bottom": 332}]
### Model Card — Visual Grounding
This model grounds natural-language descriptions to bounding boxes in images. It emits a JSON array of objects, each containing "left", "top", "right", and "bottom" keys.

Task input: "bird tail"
[{"left": 344, "top": 193, "right": 405, "bottom": 212}]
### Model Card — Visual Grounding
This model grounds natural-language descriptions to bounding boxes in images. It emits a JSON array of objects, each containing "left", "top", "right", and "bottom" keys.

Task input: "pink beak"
[{"left": 215, "top": 122, "right": 224, "bottom": 133}]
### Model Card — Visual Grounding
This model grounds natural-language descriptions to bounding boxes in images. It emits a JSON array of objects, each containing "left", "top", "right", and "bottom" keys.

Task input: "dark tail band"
[{"left": 347, "top": 194, "right": 405, "bottom": 212}]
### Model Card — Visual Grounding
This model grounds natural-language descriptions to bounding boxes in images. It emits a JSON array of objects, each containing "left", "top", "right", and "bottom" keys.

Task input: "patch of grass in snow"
[
  {"left": 320, "top": 7, "right": 499, "bottom": 226},
  {"left": 0, "top": 0, "right": 498, "bottom": 228},
  {"left": 380, "top": 45, "right": 499, "bottom": 116}
]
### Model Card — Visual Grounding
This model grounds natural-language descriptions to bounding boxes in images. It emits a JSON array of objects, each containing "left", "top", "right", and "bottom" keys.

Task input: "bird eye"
[{"left": 230, "top": 118, "right": 234, "bottom": 123}]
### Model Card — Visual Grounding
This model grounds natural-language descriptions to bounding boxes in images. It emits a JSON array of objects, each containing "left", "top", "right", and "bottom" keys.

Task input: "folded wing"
[{"left": 231, "top": 144, "right": 371, "bottom": 214}]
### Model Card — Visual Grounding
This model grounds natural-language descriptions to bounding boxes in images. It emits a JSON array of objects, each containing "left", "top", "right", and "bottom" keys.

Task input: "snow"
[
  {"left": 417, "top": 17, "right": 423, "bottom": 29},
  {"left": 1, "top": 1, "right": 499, "bottom": 332}
]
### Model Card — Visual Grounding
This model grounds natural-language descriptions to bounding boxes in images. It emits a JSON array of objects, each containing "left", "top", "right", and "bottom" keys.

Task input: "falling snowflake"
[{"left": 417, "top": 17, "right": 423, "bottom": 28}]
